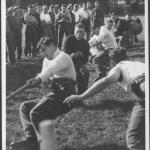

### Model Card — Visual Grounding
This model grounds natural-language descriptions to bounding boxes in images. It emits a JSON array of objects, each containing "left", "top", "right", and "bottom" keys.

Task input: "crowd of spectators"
[{"left": 6, "top": 1, "right": 143, "bottom": 66}]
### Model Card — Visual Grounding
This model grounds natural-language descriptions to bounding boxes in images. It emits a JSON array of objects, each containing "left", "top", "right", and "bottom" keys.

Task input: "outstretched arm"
[{"left": 64, "top": 66, "right": 121, "bottom": 104}]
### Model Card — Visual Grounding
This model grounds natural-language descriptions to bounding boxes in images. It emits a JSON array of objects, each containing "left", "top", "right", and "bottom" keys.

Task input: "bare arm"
[{"left": 64, "top": 66, "right": 121, "bottom": 104}]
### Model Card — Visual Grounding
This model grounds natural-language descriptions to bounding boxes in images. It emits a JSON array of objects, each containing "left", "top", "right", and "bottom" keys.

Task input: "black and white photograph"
[{"left": 1, "top": 0, "right": 149, "bottom": 150}]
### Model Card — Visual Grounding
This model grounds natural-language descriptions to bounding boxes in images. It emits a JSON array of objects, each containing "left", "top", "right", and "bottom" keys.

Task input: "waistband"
[
  {"left": 129, "top": 73, "right": 145, "bottom": 100},
  {"left": 127, "top": 73, "right": 145, "bottom": 90},
  {"left": 50, "top": 77, "right": 76, "bottom": 85}
]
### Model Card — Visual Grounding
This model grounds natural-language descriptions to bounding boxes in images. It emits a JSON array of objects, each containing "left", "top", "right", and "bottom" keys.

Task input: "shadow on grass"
[
  {"left": 63, "top": 144, "right": 127, "bottom": 150},
  {"left": 82, "top": 99, "right": 134, "bottom": 112}
]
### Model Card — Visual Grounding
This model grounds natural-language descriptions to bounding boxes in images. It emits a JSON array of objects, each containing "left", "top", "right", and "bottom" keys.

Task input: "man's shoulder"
[
  {"left": 65, "top": 35, "right": 76, "bottom": 41},
  {"left": 58, "top": 51, "right": 72, "bottom": 62}
]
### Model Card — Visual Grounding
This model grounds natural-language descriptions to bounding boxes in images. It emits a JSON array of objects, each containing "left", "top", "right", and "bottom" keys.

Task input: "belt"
[
  {"left": 45, "top": 77, "right": 77, "bottom": 92},
  {"left": 130, "top": 73, "right": 145, "bottom": 99}
]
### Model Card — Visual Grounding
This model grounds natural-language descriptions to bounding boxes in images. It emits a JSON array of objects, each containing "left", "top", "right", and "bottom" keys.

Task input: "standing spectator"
[
  {"left": 78, "top": 3, "right": 91, "bottom": 40},
  {"left": 62, "top": 23, "right": 90, "bottom": 94},
  {"left": 87, "top": 1, "right": 93, "bottom": 24},
  {"left": 49, "top": 5, "right": 57, "bottom": 42},
  {"left": 92, "top": 1, "right": 104, "bottom": 29},
  {"left": 23, "top": 4, "right": 41, "bottom": 58},
  {"left": 13, "top": 6, "right": 23, "bottom": 60},
  {"left": 67, "top": 4, "right": 75, "bottom": 34},
  {"left": 72, "top": 4, "right": 80, "bottom": 24},
  {"left": 36, "top": 5, "right": 42, "bottom": 15},
  {"left": 54, "top": 5, "right": 59, "bottom": 15},
  {"left": 6, "top": 7, "right": 15, "bottom": 66},
  {"left": 40, "top": 5, "right": 53, "bottom": 38},
  {"left": 34, "top": 4, "right": 42, "bottom": 50},
  {"left": 48, "top": 5, "right": 56, "bottom": 27},
  {"left": 56, "top": 4, "right": 72, "bottom": 49}
]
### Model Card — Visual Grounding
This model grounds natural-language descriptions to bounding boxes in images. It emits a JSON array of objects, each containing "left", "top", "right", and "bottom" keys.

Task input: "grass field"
[{"left": 6, "top": 16, "right": 145, "bottom": 150}]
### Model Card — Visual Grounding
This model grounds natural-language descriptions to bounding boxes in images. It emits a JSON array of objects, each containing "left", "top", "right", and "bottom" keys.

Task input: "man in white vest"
[{"left": 64, "top": 47, "right": 145, "bottom": 150}]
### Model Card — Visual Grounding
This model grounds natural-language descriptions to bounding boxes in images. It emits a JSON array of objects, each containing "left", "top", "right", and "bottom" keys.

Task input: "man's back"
[{"left": 113, "top": 61, "right": 145, "bottom": 91}]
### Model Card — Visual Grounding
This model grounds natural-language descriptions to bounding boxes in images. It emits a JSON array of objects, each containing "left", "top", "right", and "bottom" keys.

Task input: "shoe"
[{"left": 9, "top": 139, "right": 39, "bottom": 150}]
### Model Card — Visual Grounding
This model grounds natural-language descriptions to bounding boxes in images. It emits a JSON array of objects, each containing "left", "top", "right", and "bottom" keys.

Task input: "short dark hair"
[
  {"left": 37, "top": 37, "right": 57, "bottom": 49},
  {"left": 75, "top": 22, "right": 85, "bottom": 29},
  {"left": 106, "top": 19, "right": 113, "bottom": 24},
  {"left": 61, "top": 4, "right": 67, "bottom": 7},
  {"left": 109, "top": 47, "right": 128, "bottom": 63}
]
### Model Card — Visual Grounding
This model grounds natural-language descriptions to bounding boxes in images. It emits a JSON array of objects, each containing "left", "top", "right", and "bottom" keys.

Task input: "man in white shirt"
[
  {"left": 89, "top": 19, "right": 118, "bottom": 80},
  {"left": 64, "top": 48, "right": 145, "bottom": 150},
  {"left": 72, "top": 4, "right": 80, "bottom": 24},
  {"left": 10, "top": 37, "right": 76, "bottom": 150},
  {"left": 40, "top": 5, "right": 53, "bottom": 38},
  {"left": 78, "top": 3, "right": 91, "bottom": 40},
  {"left": 96, "top": 19, "right": 118, "bottom": 49}
]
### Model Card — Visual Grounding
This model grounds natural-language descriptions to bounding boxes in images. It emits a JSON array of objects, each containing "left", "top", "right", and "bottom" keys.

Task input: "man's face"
[
  {"left": 50, "top": 7, "right": 55, "bottom": 12},
  {"left": 68, "top": 6, "right": 73, "bottom": 12},
  {"left": 28, "top": 7, "right": 33, "bottom": 13},
  {"left": 75, "top": 27, "right": 85, "bottom": 40},
  {"left": 83, "top": 4, "right": 87, "bottom": 10},
  {"left": 106, "top": 22, "right": 113, "bottom": 30},
  {"left": 40, "top": 43, "right": 55, "bottom": 60},
  {"left": 62, "top": 6, "right": 67, "bottom": 12},
  {"left": 91, "top": 27, "right": 100, "bottom": 36},
  {"left": 74, "top": 5, "right": 78, "bottom": 11},
  {"left": 111, "top": 13, "right": 117, "bottom": 20},
  {"left": 87, "top": 4, "right": 92, "bottom": 9},
  {"left": 95, "top": 4, "right": 100, "bottom": 8},
  {"left": 43, "top": 6, "right": 48, "bottom": 13}
]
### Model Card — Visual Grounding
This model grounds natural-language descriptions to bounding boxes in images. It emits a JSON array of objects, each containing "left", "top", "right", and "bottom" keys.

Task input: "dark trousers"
[
  {"left": 14, "top": 31, "right": 22, "bottom": 58},
  {"left": 76, "top": 67, "right": 89, "bottom": 94},
  {"left": 6, "top": 32, "right": 15, "bottom": 65},
  {"left": 57, "top": 22, "right": 72, "bottom": 49},
  {"left": 126, "top": 102, "right": 145, "bottom": 150},
  {"left": 19, "top": 80, "right": 76, "bottom": 143},
  {"left": 81, "top": 19, "right": 91, "bottom": 41},
  {"left": 118, "top": 30, "right": 133, "bottom": 48},
  {"left": 92, "top": 50, "right": 110, "bottom": 77},
  {"left": 24, "top": 25, "right": 39, "bottom": 57}
]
